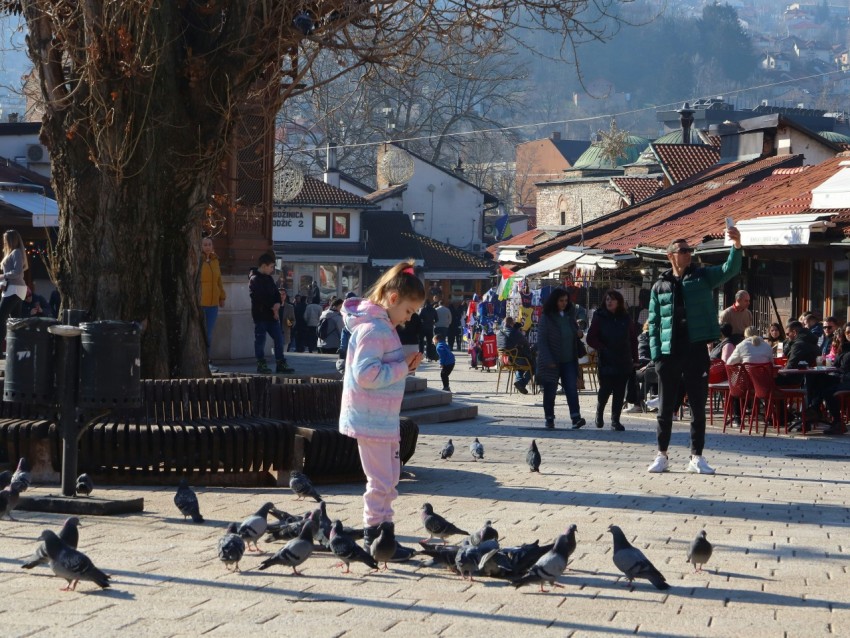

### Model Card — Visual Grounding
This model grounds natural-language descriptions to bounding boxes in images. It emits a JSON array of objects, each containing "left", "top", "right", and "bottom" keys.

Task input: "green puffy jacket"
[{"left": 648, "top": 247, "right": 742, "bottom": 359}]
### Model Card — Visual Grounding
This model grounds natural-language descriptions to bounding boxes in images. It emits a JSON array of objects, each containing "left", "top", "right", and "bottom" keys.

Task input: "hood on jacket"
[
  {"left": 472, "top": 294, "right": 479, "bottom": 302},
  {"left": 248, "top": 267, "right": 259, "bottom": 280},
  {"left": 341, "top": 298, "right": 390, "bottom": 332}
]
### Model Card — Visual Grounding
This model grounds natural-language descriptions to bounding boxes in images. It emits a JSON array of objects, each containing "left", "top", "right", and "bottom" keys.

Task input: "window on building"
[
  {"left": 342, "top": 265, "right": 361, "bottom": 296},
  {"left": 312, "top": 213, "right": 329, "bottom": 238},
  {"left": 560, "top": 210, "right": 566, "bottom": 225},
  {"left": 332, "top": 213, "right": 350, "bottom": 238},
  {"left": 318, "top": 264, "right": 338, "bottom": 299}
]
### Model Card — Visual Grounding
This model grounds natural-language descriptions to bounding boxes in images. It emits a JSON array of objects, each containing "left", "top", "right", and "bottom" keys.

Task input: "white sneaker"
[
  {"left": 645, "top": 397, "right": 660, "bottom": 411},
  {"left": 686, "top": 455, "right": 715, "bottom": 475},
  {"left": 624, "top": 404, "right": 642, "bottom": 413},
  {"left": 647, "top": 453, "right": 669, "bottom": 473}
]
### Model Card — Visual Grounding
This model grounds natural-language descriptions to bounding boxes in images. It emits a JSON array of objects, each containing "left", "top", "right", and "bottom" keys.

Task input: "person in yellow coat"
[{"left": 200, "top": 236, "right": 226, "bottom": 371}]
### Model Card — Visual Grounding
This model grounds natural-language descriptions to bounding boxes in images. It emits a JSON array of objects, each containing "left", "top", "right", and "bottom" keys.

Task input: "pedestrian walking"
[
  {"left": 199, "top": 236, "right": 226, "bottom": 372},
  {"left": 248, "top": 253, "right": 291, "bottom": 374},
  {"left": 0, "top": 229, "right": 27, "bottom": 357}
]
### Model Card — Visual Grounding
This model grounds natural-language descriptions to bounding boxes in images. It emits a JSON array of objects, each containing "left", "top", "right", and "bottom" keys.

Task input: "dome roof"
[
  {"left": 818, "top": 131, "right": 850, "bottom": 143},
  {"left": 654, "top": 129, "right": 704, "bottom": 144},
  {"left": 572, "top": 135, "right": 650, "bottom": 169}
]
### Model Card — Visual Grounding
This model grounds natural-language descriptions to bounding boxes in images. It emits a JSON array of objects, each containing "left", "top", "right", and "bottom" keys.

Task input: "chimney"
[
  {"left": 678, "top": 102, "right": 695, "bottom": 146},
  {"left": 453, "top": 156, "right": 464, "bottom": 176},
  {"left": 323, "top": 140, "right": 340, "bottom": 188},
  {"left": 551, "top": 131, "right": 561, "bottom": 140},
  {"left": 7, "top": 113, "right": 18, "bottom": 123}
]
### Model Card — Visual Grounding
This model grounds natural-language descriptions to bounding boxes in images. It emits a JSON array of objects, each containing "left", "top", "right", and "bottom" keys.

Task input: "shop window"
[
  {"left": 342, "top": 265, "right": 361, "bottom": 296},
  {"left": 319, "top": 265, "right": 338, "bottom": 299},
  {"left": 312, "top": 213, "right": 329, "bottom": 238},
  {"left": 332, "top": 213, "right": 350, "bottom": 238}
]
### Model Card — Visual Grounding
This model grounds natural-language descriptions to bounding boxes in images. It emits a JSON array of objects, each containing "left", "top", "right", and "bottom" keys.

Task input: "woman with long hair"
[
  {"left": 536, "top": 287, "right": 586, "bottom": 429},
  {"left": 0, "top": 230, "right": 28, "bottom": 357},
  {"left": 765, "top": 322, "right": 783, "bottom": 355},
  {"left": 586, "top": 290, "right": 637, "bottom": 431}
]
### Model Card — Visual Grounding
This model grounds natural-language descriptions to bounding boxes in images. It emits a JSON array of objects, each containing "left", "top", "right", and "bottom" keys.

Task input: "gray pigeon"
[
  {"left": 686, "top": 530, "right": 713, "bottom": 573},
  {"left": 289, "top": 470, "right": 322, "bottom": 502},
  {"left": 0, "top": 469, "right": 11, "bottom": 489},
  {"left": 218, "top": 522, "right": 246, "bottom": 572},
  {"left": 511, "top": 525, "right": 577, "bottom": 592},
  {"left": 75, "top": 474, "right": 93, "bottom": 497},
  {"left": 526, "top": 440, "right": 541, "bottom": 472},
  {"left": 38, "top": 529, "right": 110, "bottom": 591},
  {"left": 0, "top": 482, "right": 23, "bottom": 520},
  {"left": 463, "top": 520, "right": 499, "bottom": 547},
  {"left": 22, "top": 517, "right": 81, "bottom": 570},
  {"left": 11, "top": 457, "right": 30, "bottom": 491},
  {"left": 257, "top": 519, "right": 314, "bottom": 574},
  {"left": 370, "top": 521, "right": 399, "bottom": 569},
  {"left": 418, "top": 542, "right": 460, "bottom": 570},
  {"left": 266, "top": 512, "right": 310, "bottom": 542},
  {"left": 440, "top": 439, "right": 454, "bottom": 460},
  {"left": 470, "top": 438, "right": 484, "bottom": 461},
  {"left": 238, "top": 502, "right": 277, "bottom": 552},
  {"left": 421, "top": 502, "right": 469, "bottom": 544},
  {"left": 455, "top": 539, "right": 500, "bottom": 581},
  {"left": 609, "top": 525, "right": 670, "bottom": 590},
  {"left": 174, "top": 478, "right": 204, "bottom": 523},
  {"left": 478, "top": 540, "right": 552, "bottom": 579},
  {"left": 329, "top": 520, "right": 378, "bottom": 573}
]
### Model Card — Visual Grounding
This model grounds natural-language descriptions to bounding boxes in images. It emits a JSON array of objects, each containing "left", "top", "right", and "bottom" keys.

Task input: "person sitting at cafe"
[
  {"left": 22, "top": 286, "right": 50, "bottom": 318},
  {"left": 709, "top": 323, "right": 736, "bottom": 362},
  {"left": 726, "top": 326, "right": 774, "bottom": 365},
  {"left": 497, "top": 316, "right": 533, "bottom": 394}
]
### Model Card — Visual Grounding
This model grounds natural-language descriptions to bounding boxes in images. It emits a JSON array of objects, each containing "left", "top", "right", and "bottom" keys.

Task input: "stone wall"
[{"left": 536, "top": 179, "right": 623, "bottom": 229}]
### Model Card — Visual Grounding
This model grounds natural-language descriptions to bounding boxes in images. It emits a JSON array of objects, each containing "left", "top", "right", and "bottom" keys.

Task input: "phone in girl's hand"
[{"left": 725, "top": 217, "right": 735, "bottom": 230}]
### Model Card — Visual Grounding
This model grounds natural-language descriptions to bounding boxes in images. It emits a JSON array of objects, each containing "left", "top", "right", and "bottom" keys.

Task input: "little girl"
[{"left": 339, "top": 260, "right": 425, "bottom": 560}]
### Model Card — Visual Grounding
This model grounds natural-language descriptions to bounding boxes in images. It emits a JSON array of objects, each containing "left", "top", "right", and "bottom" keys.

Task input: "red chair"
[
  {"left": 745, "top": 363, "right": 807, "bottom": 436},
  {"left": 723, "top": 363, "right": 753, "bottom": 433}
]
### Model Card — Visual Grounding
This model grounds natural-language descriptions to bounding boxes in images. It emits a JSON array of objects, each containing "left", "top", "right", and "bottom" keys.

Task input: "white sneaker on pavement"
[
  {"left": 646, "top": 397, "right": 660, "bottom": 411},
  {"left": 647, "top": 453, "right": 669, "bottom": 473},
  {"left": 686, "top": 455, "right": 715, "bottom": 475},
  {"left": 624, "top": 404, "right": 642, "bottom": 413}
]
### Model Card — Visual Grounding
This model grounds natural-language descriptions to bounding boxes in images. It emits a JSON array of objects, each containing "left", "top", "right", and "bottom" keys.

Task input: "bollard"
[{"left": 48, "top": 324, "right": 82, "bottom": 497}]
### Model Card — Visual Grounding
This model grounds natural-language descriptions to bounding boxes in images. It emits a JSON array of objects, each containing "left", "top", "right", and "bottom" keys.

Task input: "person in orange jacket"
[{"left": 200, "top": 236, "right": 226, "bottom": 371}]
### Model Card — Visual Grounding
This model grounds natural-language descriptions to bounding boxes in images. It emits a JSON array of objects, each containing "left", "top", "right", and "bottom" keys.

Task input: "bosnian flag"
[
  {"left": 494, "top": 214, "right": 513, "bottom": 240},
  {"left": 497, "top": 265, "right": 517, "bottom": 301}
]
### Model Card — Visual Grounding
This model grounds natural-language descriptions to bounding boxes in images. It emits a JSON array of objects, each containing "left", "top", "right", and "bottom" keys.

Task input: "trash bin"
[
  {"left": 3, "top": 317, "right": 59, "bottom": 404},
  {"left": 78, "top": 320, "right": 141, "bottom": 408}
]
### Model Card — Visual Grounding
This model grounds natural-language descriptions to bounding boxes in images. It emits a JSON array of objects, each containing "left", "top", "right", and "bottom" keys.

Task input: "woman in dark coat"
[
  {"left": 586, "top": 290, "right": 638, "bottom": 431},
  {"left": 536, "top": 287, "right": 586, "bottom": 429}
]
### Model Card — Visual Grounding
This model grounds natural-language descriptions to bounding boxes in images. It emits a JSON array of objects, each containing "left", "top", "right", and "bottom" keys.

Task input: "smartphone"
[{"left": 725, "top": 217, "right": 734, "bottom": 230}]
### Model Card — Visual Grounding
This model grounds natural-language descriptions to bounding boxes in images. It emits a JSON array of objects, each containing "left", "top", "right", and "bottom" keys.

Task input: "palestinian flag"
[{"left": 497, "top": 265, "right": 517, "bottom": 301}]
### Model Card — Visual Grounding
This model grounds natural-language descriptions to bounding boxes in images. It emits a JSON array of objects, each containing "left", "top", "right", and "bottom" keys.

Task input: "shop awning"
[
  {"left": 0, "top": 187, "right": 59, "bottom": 227},
  {"left": 724, "top": 213, "right": 836, "bottom": 247},
  {"left": 512, "top": 249, "right": 584, "bottom": 278}
]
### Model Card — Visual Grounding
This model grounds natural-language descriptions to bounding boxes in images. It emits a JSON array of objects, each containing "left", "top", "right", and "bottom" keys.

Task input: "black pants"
[
  {"left": 655, "top": 342, "right": 710, "bottom": 456},
  {"left": 597, "top": 373, "right": 629, "bottom": 423},
  {"left": 422, "top": 327, "right": 436, "bottom": 360},
  {"left": 0, "top": 294, "right": 22, "bottom": 354},
  {"left": 448, "top": 326, "right": 461, "bottom": 351},
  {"left": 440, "top": 364, "right": 454, "bottom": 390}
]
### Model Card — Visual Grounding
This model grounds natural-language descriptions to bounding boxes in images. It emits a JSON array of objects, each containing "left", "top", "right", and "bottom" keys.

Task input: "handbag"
[{"left": 575, "top": 335, "right": 587, "bottom": 359}]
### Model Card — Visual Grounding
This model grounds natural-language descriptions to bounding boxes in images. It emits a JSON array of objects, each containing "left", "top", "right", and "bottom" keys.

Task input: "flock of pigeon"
[
  {"left": 4, "top": 456, "right": 715, "bottom": 593},
  {"left": 439, "top": 437, "right": 542, "bottom": 472}
]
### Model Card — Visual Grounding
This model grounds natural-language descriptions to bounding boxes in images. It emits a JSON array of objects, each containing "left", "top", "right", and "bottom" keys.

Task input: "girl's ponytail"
[{"left": 367, "top": 259, "right": 425, "bottom": 305}]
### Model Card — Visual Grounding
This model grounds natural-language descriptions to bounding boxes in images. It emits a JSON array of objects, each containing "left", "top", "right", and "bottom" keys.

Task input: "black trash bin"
[
  {"left": 79, "top": 320, "right": 141, "bottom": 408},
  {"left": 3, "top": 316, "right": 60, "bottom": 404}
]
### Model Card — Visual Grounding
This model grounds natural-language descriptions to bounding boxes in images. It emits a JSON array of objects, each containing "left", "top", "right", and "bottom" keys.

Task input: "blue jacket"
[{"left": 436, "top": 340, "right": 455, "bottom": 366}]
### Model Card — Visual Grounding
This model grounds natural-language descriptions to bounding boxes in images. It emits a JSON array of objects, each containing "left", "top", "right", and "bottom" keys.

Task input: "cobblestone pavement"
[{"left": 1, "top": 352, "right": 849, "bottom": 637}]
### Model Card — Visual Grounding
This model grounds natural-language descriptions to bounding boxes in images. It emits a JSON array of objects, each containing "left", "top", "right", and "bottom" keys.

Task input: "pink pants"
[{"left": 357, "top": 438, "right": 400, "bottom": 527}]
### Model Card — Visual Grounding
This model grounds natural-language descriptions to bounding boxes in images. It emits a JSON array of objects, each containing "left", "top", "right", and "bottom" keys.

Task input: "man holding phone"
[{"left": 647, "top": 224, "right": 743, "bottom": 475}]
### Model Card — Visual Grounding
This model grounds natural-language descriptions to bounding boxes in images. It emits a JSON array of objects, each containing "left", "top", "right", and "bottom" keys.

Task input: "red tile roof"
[
  {"left": 651, "top": 143, "right": 720, "bottom": 184},
  {"left": 527, "top": 154, "right": 805, "bottom": 258},
  {"left": 610, "top": 176, "right": 663, "bottom": 205},
  {"left": 486, "top": 229, "right": 553, "bottom": 257},
  {"left": 281, "top": 175, "right": 374, "bottom": 208}
]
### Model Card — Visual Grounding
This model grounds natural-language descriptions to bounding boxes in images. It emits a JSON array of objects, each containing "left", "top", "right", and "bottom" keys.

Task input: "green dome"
[
  {"left": 654, "top": 129, "right": 704, "bottom": 144},
  {"left": 818, "top": 131, "right": 850, "bottom": 143},
  {"left": 572, "top": 135, "right": 650, "bottom": 169}
]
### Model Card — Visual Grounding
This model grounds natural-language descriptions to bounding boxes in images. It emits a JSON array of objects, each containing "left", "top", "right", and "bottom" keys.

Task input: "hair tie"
[{"left": 403, "top": 267, "right": 415, "bottom": 275}]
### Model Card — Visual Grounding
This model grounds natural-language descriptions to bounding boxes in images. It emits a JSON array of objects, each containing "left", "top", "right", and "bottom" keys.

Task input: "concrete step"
[
  {"left": 401, "top": 387, "right": 451, "bottom": 411},
  {"left": 404, "top": 376, "right": 428, "bottom": 393},
  {"left": 401, "top": 403, "right": 478, "bottom": 424}
]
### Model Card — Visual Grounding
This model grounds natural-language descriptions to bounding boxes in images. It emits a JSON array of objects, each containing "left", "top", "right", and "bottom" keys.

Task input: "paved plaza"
[{"left": 1, "top": 352, "right": 849, "bottom": 637}]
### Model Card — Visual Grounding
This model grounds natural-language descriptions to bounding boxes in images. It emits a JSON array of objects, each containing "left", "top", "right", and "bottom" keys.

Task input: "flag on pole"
[
  {"left": 497, "top": 264, "right": 517, "bottom": 301},
  {"left": 494, "top": 214, "right": 513, "bottom": 240}
]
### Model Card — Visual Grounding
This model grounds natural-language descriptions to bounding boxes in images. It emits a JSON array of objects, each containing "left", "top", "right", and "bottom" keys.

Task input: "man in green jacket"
[{"left": 647, "top": 226, "right": 742, "bottom": 475}]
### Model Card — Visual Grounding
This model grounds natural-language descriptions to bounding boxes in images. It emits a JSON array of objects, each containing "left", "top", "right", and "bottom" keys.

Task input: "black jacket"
[
  {"left": 586, "top": 307, "right": 637, "bottom": 376},
  {"left": 396, "top": 313, "right": 422, "bottom": 346},
  {"left": 248, "top": 268, "right": 279, "bottom": 322},
  {"left": 785, "top": 328, "right": 820, "bottom": 370}
]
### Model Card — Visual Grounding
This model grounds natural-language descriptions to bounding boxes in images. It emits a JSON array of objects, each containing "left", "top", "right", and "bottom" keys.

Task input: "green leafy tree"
[{"left": 698, "top": 2, "right": 756, "bottom": 83}]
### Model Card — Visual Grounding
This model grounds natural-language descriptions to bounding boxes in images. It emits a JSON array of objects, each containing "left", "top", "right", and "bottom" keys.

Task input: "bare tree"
[{"left": 3, "top": 0, "right": 634, "bottom": 377}]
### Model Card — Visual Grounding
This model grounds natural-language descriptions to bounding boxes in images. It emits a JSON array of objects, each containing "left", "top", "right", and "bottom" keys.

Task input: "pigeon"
[
  {"left": 526, "top": 440, "right": 541, "bottom": 472},
  {"left": 173, "top": 478, "right": 204, "bottom": 523},
  {"left": 38, "top": 529, "right": 110, "bottom": 591},
  {"left": 370, "top": 522, "right": 400, "bottom": 570},
  {"left": 511, "top": 525, "right": 577, "bottom": 592},
  {"left": 439, "top": 439, "right": 454, "bottom": 460},
  {"left": 686, "top": 530, "right": 713, "bottom": 573},
  {"left": 0, "top": 482, "right": 23, "bottom": 520},
  {"left": 0, "top": 469, "right": 11, "bottom": 489},
  {"left": 470, "top": 438, "right": 484, "bottom": 461},
  {"left": 306, "top": 506, "right": 332, "bottom": 550},
  {"left": 11, "top": 457, "right": 30, "bottom": 491},
  {"left": 218, "top": 522, "right": 246, "bottom": 572},
  {"left": 238, "top": 502, "right": 277, "bottom": 552},
  {"left": 418, "top": 542, "right": 461, "bottom": 571},
  {"left": 509, "top": 540, "right": 555, "bottom": 574},
  {"left": 22, "top": 517, "right": 81, "bottom": 570},
  {"left": 421, "top": 502, "right": 469, "bottom": 544},
  {"left": 266, "top": 512, "right": 310, "bottom": 542},
  {"left": 289, "top": 470, "right": 322, "bottom": 502},
  {"left": 329, "top": 520, "right": 378, "bottom": 573},
  {"left": 608, "top": 525, "right": 670, "bottom": 590},
  {"left": 455, "top": 539, "right": 500, "bottom": 581},
  {"left": 257, "top": 519, "right": 314, "bottom": 574},
  {"left": 75, "top": 474, "right": 93, "bottom": 497},
  {"left": 477, "top": 541, "right": 552, "bottom": 579},
  {"left": 463, "top": 520, "right": 499, "bottom": 547}
]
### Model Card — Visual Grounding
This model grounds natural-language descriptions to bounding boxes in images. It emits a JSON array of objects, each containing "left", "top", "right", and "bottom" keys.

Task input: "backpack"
[{"left": 317, "top": 317, "right": 333, "bottom": 340}]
